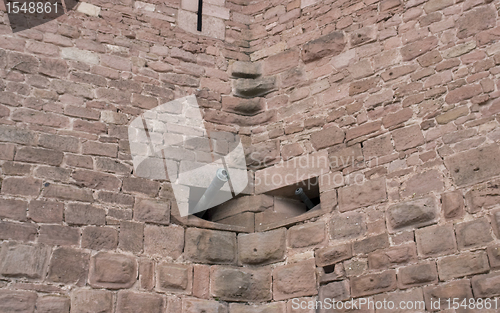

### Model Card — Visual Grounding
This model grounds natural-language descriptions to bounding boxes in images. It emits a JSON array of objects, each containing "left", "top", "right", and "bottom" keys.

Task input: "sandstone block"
[
  {"left": 392, "top": 125, "right": 425, "bottom": 151},
  {"left": 184, "top": 298, "right": 228, "bottom": 313},
  {"left": 28, "top": 200, "right": 64, "bottom": 223},
  {"left": 302, "top": 32, "right": 346, "bottom": 63},
  {"left": 66, "top": 203, "right": 106, "bottom": 226},
  {"left": 193, "top": 264, "right": 210, "bottom": 299},
  {"left": 0, "top": 242, "right": 51, "bottom": 279},
  {"left": 185, "top": 228, "right": 236, "bottom": 264},
  {"left": 0, "top": 199, "right": 27, "bottom": 221},
  {"left": 330, "top": 212, "right": 366, "bottom": 241},
  {"left": 472, "top": 272, "right": 500, "bottom": 298},
  {"left": 457, "top": 6, "right": 496, "bottom": 39},
  {"left": 36, "top": 295, "right": 70, "bottom": 313},
  {"left": 437, "top": 251, "right": 489, "bottom": 281},
  {"left": 444, "top": 144, "right": 500, "bottom": 186},
  {"left": 229, "top": 302, "right": 284, "bottom": 313},
  {"left": 288, "top": 221, "right": 325, "bottom": 248},
  {"left": 398, "top": 261, "right": 438, "bottom": 289},
  {"left": 350, "top": 270, "right": 397, "bottom": 297},
  {"left": 238, "top": 228, "right": 285, "bottom": 265},
  {"left": 47, "top": 247, "right": 89, "bottom": 286},
  {"left": 116, "top": 290, "right": 164, "bottom": 313},
  {"left": 263, "top": 49, "right": 300, "bottom": 75},
  {"left": 315, "top": 243, "right": 352, "bottom": 267},
  {"left": 233, "top": 77, "right": 276, "bottom": 98},
  {"left": 402, "top": 170, "right": 443, "bottom": 198},
  {"left": 423, "top": 280, "right": 473, "bottom": 311},
  {"left": 231, "top": 61, "right": 261, "bottom": 78},
  {"left": 15, "top": 147, "right": 64, "bottom": 166},
  {"left": 441, "top": 191, "right": 464, "bottom": 219},
  {"left": 156, "top": 262, "right": 192, "bottom": 294},
  {"left": 273, "top": 259, "right": 317, "bottom": 300},
  {"left": 0, "top": 290, "right": 37, "bottom": 313},
  {"left": 423, "top": 0, "right": 453, "bottom": 13},
  {"left": 144, "top": 224, "right": 184, "bottom": 259},
  {"left": 401, "top": 36, "right": 438, "bottom": 61},
  {"left": 119, "top": 221, "right": 144, "bottom": 253},
  {"left": 387, "top": 196, "right": 438, "bottom": 232},
  {"left": 328, "top": 143, "right": 363, "bottom": 171},
  {"left": 455, "top": 217, "right": 493, "bottom": 250},
  {"left": 368, "top": 243, "right": 417, "bottom": 270},
  {"left": 134, "top": 198, "right": 170, "bottom": 225},
  {"left": 39, "top": 225, "right": 80, "bottom": 246},
  {"left": 1, "top": 177, "right": 41, "bottom": 196},
  {"left": 82, "top": 226, "right": 118, "bottom": 251},
  {"left": 363, "top": 134, "right": 393, "bottom": 158},
  {"left": 71, "top": 290, "right": 113, "bottom": 313},
  {"left": 211, "top": 266, "right": 272, "bottom": 301},
  {"left": 338, "top": 178, "right": 386, "bottom": 212},
  {"left": 353, "top": 233, "right": 390, "bottom": 255},
  {"left": 319, "top": 280, "right": 350, "bottom": 305},
  {"left": 89, "top": 252, "right": 137, "bottom": 289},
  {"left": 488, "top": 245, "right": 500, "bottom": 269},
  {"left": 416, "top": 224, "right": 456, "bottom": 257}
]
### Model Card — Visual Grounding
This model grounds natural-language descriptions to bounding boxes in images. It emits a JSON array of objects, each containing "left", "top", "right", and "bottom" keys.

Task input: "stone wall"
[{"left": 1, "top": 0, "right": 500, "bottom": 311}]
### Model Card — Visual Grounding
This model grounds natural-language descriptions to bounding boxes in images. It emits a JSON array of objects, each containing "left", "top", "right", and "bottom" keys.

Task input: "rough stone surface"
[
  {"left": 338, "top": 178, "right": 387, "bottom": 212},
  {"left": 0, "top": 290, "right": 37, "bottom": 313},
  {"left": 302, "top": 32, "right": 346, "bottom": 63},
  {"left": 437, "top": 251, "right": 489, "bottom": 281},
  {"left": 238, "top": 228, "right": 286, "bottom": 265},
  {"left": 144, "top": 225, "right": 184, "bottom": 259},
  {"left": 416, "top": 224, "right": 457, "bottom": 257},
  {"left": 116, "top": 291, "right": 164, "bottom": 313},
  {"left": 350, "top": 270, "right": 397, "bottom": 297},
  {"left": 89, "top": 252, "right": 137, "bottom": 289},
  {"left": 273, "top": 259, "right": 317, "bottom": 300},
  {"left": 211, "top": 266, "right": 272, "bottom": 302},
  {"left": 0, "top": 242, "right": 51, "bottom": 279},
  {"left": 398, "top": 261, "right": 438, "bottom": 289},
  {"left": 288, "top": 221, "right": 325, "bottom": 248},
  {"left": 455, "top": 217, "right": 493, "bottom": 250},
  {"left": 156, "top": 263, "right": 192, "bottom": 294},
  {"left": 185, "top": 228, "right": 236, "bottom": 264},
  {"left": 387, "top": 196, "right": 438, "bottom": 232},
  {"left": 47, "top": 247, "right": 89, "bottom": 286}
]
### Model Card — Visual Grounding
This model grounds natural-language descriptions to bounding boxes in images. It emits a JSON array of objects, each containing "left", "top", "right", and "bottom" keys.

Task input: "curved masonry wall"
[{"left": 1, "top": 0, "right": 500, "bottom": 312}]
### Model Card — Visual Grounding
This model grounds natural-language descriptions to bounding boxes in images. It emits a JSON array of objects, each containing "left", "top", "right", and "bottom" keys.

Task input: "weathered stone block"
[
  {"left": 28, "top": 199, "right": 64, "bottom": 223},
  {"left": 387, "top": 196, "right": 438, "bottom": 232},
  {"left": 401, "top": 170, "right": 443, "bottom": 198},
  {"left": 438, "top": 251, "right": 489, "bottom": 281},
  {"left": 82, "top": 226, "right": 118, "bottom": 251},
  {"left": 488, "top": 245, "right": 500, "bottom": 269},
  {"left": 0, "top": 199, "right": 27, "bottom": 221},
  {"left": 315, "top": 243, "right": 352, "bottom": 267},
  {"left": 192, "top": 264, "right": 210, "bottom": 299},
  {"left": 466, "top": 180, "right": 500, "bottom": 213},
  {"left": 263, "top": 49, "right": 300, "bottom": 75},
  {"left": 47, "top": 247, "right": 89, "bottom": 286},
  {"left": 353, "top": 233, "right": 390, "bottom": 255},
  {"left": 0, "top": 242, "right": 51, "bottom": 279},
  {"left": 328, "top": 143, "right": 363, "bottom": 171},
  {"left": 65, "top": 203, "right": 105, "bottom": 226},
  {"left": 338, "top": 178, "right": 386, "bottom": 212},
  {"left": 401, "top": 36, "right": 438, "bottom": 61},
  {"left": 319, "top": 280, "right": 350, "bottom": 306},
  {"left": 456, "top": 6, "right": 496, "bottom": 39},
  {"left": 233, "top": 77, "right": 276, "bottom": 98},
  {"left": 119, "top": 221, "right": 144, "bottom": 253},
  {"left": 455, "top": 217, "right": 493, "bottom": 250},
  {"left": 350, "top": 270, "right": 397, "bottom": 297},
  {"left": 302, "top": 32, "right": 346, "bottom": 63},
  {"left": 211, "top": 266, "right": 272, "bottom": 302},
  {"left": 444, "top": 144, "right": 500, "bottom": 186},
  {"left": 416, "top": 224, "right": 457, "bottom": 257},
  {"left": 288, "top": 221, "right": 325, "bottom": 248},
  {"left": 392, "top": 125, "right": 425, "bottom": 151},
  {"left": 116, "top": 290, "right": 164, "bottom": 313},
  {"left": 156, "top": 262, "right": 192, "bottom": 294},
  {"left": 134, "top": 198, "right": 170, "bottom": 225},
  {"left": 423, "top": 280, "right": 473, "bottom": 311},
  {"left": 144, "top": 225, "right": 184, "bottom": 259},
  {"left": 0, "top": 290, "right": 37, "bottom": 313},
  {"left": 184, "top": 298, "right": 228, "bottom": 313},
  {"left": 472, "top": 272, "right": 500, "bottom": 298},
  {"left": 398, "top": 261, "right": 438, "bottom": 289},
  {"left": 330, "top": 212, "right": 366, "bottom": 241},
  {"left": 39, "top": 225, "right": 80, "bottom": 246},
  {"left": 185, "top": 228, "right": 236, "bottom": 264},
  {"left": 231, "top": 61, "right": 261, "bottom": 78},
  {"left": 350, "top": 26, "right": 377, "bottom": 47},
  {"left": 441, "top": 191, "right": 464, "bottom": 219},
  {"left": 36, "top": 295, "right": 70, "bottom": 313},
  {"left": 238, "top": 228, "right": 286, "bottom": 265},
  {"left": 89, "top": 252, "right": 137, "bottom": 289},
  {"left": 273, "top": 259, "right": 317, "bottom": 300},
  {"left": 368, "top": 243, "right": 416, "bottom": 270}
]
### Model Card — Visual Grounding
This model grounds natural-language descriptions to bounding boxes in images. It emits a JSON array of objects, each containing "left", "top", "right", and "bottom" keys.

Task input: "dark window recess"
[
  {"left": 197, "top": 0, "right": 203, "bottom": 31},
  {"left": 195, "top": 177, "right": 322, "bottom": 230},
  {"left": 323, "top": 264, "right": 336, "bottom": 274}
]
